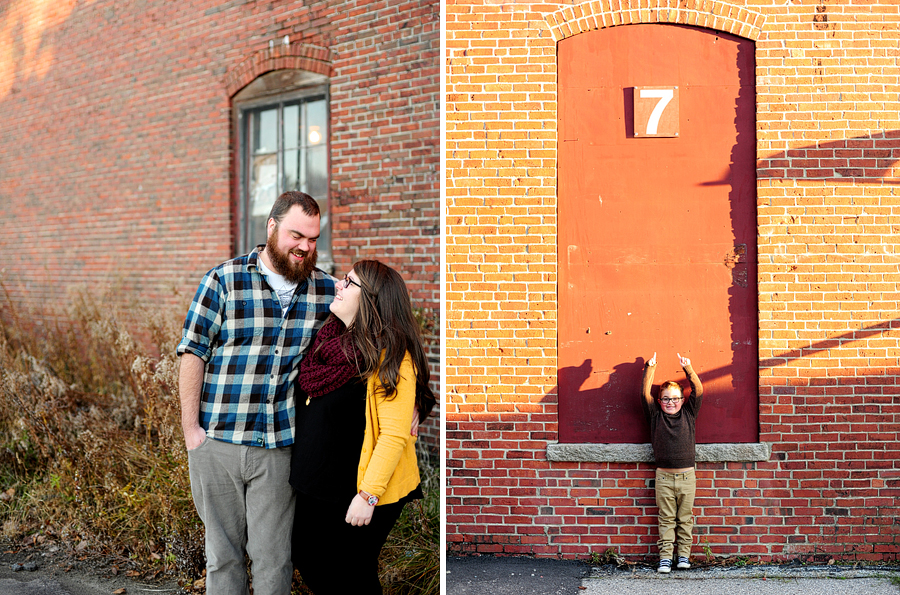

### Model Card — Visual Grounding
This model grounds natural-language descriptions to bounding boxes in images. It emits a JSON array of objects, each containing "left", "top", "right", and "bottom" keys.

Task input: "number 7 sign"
[{"left": 633, "top": 86, "right": 679, "bottom": 137}]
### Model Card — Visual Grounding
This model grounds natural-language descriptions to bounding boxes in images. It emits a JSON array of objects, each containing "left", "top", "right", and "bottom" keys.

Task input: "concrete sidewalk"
[{"left": 447, "top": 556, "right": 900, "bottom": 595}]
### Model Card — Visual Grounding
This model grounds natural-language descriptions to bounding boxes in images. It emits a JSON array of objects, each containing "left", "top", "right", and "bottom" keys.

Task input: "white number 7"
[{"left": 639, "top": 89, "right": 674, "bottom": 135}]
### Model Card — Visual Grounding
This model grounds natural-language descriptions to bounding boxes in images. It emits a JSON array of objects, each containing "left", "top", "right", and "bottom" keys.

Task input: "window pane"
[
  {"left": 317, "top": 205, "right": 332, "bottom": 264},
  {"left": 284, "top": 149, "right": 299, "bottom": 191},
  {"left": 299, "top": 104, "right": 308, "bottom": 195},
  {"left": 249, "top": 153, "right": 277, "bottom": 246},
  {"left": 304, "top": 99, "right": 329, "bottom": 267},
  {"left": 254, "top": 109, "right": 277, "bottom": 154},
  {"left": 284, "top": 104, "right": 299, "bottom": 150},
  {"left": 306, "top": 145, "right": 327, "bottom": 198},
  {"left": 305, "top": 100, "right": 327, "bottom": 149}
]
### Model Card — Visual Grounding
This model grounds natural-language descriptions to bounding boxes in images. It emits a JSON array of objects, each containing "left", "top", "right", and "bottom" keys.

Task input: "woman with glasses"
[
  {"left": 289, "top": 260, "right": 436, "bottom": 594},
  {"left": 641, "top": 352, "right": 704, "bottom": 574}
]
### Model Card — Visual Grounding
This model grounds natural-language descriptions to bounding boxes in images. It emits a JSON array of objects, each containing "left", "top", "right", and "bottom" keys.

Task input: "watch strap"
[{"left": 359, "top": 490, "right": 379, "bottom": 506}]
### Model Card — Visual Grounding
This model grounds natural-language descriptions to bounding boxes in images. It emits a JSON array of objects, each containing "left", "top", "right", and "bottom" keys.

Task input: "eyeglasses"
[
  {"left": 660, "top": 397, "right": 683, "bottom": 404},
  {"left": 341, "top": 275, "right": 362, "bottom": 290}
]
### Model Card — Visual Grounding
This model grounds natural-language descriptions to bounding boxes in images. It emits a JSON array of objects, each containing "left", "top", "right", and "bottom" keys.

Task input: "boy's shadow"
[{"left": 558, "top": 358, "right": 651, "bottom": 443}]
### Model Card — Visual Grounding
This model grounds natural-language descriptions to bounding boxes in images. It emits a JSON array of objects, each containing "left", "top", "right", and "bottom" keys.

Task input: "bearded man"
[{"left": 177, "top": 191, "right": 336, "bottom": 595}]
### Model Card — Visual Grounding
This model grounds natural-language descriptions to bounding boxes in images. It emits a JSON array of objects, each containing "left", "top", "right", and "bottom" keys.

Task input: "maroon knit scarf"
[{"left": 298, "top": 316, "right": 362, "bottom": 399}]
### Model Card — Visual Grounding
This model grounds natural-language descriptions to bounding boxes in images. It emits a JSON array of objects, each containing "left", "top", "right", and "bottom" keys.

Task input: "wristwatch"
[{"left": 359, "top": 490, "right": 379, "bottom": 506}]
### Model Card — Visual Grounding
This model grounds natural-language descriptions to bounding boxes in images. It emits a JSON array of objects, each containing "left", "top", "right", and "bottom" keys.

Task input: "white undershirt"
[{"left": 258, "top": 259, "right": 298, "bottom": 315}]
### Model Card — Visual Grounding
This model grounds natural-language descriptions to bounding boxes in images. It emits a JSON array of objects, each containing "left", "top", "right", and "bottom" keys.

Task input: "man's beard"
[{"left": 265, "top": 233, "right": 318, "bottom": 285}]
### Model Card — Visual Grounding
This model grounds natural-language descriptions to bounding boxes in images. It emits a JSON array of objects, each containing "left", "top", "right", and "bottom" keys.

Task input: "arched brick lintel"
[
  {"left": 225, "top": 43, "right": 333, "bottom": 97},
  {"left": 546, "top": 1, "right": 767, "bottom": 42}
]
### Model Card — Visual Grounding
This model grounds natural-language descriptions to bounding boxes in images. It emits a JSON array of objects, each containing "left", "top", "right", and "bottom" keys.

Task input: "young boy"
[{"left": 641, "top": 352, "right": 704, "bottom": 573}]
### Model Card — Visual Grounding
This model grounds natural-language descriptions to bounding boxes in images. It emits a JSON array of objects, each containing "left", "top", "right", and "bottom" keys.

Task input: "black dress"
[
  {"left": 289, "top": 379, "right": 421, "bottom": 594},
  {"left": 290, "top": 379, "right": 367, "bottom": 501}
]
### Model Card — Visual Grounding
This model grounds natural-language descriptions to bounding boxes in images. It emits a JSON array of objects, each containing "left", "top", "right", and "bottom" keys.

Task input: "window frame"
[{"left": 234, "top": 83, "right": 332, "bottom": 271}]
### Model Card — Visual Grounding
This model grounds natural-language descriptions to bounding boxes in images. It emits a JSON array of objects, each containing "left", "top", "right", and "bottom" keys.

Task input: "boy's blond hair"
[{"left": 658, "top": 380, "right": 683, "bottom": 398}]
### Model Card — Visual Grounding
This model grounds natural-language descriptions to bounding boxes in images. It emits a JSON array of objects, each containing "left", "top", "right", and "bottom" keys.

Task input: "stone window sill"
[{"left": 546, "top": 442, "right": 771, "bottom": 463}]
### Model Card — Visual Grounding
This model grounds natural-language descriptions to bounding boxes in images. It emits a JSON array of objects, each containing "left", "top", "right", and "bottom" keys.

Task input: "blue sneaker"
[
  {"left": 677, "top": 556, "right": 691, "bottom": 569},
  {"left": 658, "top": 559, "right": 672, "bottom": 573}
]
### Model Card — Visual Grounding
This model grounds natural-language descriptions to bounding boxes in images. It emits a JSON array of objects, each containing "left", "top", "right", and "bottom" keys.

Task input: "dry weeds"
[{"left": 0, "top": 286, "right": 438, "bottom": 593}]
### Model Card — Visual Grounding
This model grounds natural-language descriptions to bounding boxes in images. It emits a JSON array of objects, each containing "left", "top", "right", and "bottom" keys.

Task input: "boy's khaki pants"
[{"left": 655, "top": 469, "right": 696, "bottom": 560}]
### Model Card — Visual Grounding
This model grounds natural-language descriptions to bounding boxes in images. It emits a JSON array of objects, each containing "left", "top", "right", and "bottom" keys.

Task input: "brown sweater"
[{"left": 641, "top": 363, "right": 704, "bottom": 469}]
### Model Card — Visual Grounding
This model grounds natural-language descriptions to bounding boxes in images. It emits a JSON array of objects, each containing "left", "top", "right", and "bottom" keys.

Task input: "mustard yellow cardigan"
[{"left": 356, "top": 352, "right": 421, "bottom": 505}]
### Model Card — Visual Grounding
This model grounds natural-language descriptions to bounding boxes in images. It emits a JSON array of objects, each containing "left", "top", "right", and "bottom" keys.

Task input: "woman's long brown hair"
[{"left": 346, "top": 260, "right": 436, "bottom": 421}]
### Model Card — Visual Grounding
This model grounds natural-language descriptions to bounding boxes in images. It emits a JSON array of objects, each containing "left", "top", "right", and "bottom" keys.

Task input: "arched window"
[{"left": 234, "top": 70, "right": 332, "bottom": 271}]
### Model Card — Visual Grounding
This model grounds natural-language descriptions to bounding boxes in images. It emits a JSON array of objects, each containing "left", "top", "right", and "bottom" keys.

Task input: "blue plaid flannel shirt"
[{"left": 177, "top": 247, "right": 336, "bottom": 448}]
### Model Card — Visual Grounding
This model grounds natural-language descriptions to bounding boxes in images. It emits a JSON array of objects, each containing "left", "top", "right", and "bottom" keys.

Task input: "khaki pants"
[
  {"left": 188, "top": 438, "right": 295, "bottom": 595},
  {"left": 655, "top": 469, "right": 696, "bottom": 560}
]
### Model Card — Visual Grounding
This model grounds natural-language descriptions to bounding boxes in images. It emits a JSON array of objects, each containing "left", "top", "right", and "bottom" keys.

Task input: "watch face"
[{"left": 367, "top": 495, "right": 378, "bottom": 506}]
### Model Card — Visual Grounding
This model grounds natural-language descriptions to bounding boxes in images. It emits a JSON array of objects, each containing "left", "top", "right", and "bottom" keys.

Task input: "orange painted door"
[{"left": 558, "top": 25, "right": 757, "bottom": 444}]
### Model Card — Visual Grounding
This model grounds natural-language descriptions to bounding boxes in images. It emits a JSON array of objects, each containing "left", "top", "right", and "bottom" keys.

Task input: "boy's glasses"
[
  {"left": 660, "top": 397, "right": 684, "bottom": 404},
  {"left": 341, "top": 275, "right": 362, "bottom": 289}
]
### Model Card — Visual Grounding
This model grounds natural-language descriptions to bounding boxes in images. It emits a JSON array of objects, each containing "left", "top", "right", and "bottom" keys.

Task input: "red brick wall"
[
  {"left": 446, "top": 0, "right": 900, "bottom": 561},
  {"left": 0, "top": 0, "right": 439, "bottom": 442}
]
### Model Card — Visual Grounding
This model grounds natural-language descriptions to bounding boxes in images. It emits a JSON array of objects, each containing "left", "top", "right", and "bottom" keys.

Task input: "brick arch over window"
[
  {"left": 224, "top": 43, "right": 333, "bottom": 97},
  {"left": 545, "top": 0, "right": 767, "bottom": 42}
]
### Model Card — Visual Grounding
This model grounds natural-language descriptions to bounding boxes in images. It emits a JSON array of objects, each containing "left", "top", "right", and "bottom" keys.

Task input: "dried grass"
[{"left": 0, "top": 283, "right": 203, "bottom": 579}]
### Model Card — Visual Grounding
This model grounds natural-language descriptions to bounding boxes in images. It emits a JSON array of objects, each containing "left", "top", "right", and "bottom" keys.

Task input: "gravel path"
[{"left": 0, "top": 545, "right": 182, "bottom": 595}]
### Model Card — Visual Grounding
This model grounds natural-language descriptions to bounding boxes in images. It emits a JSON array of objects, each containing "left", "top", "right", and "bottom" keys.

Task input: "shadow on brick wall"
[
  {"left": 552, "top": 316, "right": 900, "bottom": 443},
  {"left": 701, "top": 131, "right": 900, "bottom": 185}
]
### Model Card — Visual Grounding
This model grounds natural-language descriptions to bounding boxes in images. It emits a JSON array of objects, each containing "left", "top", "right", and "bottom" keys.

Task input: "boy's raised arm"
[
  {"left": 641, "top": 352, "right": 657, "bottom": 416},
  {"left": 677, "top": 353, "right": 704, "bottom": 418},
  {"left": 677, "top": 352, "right": 703, "bottom": 399}
]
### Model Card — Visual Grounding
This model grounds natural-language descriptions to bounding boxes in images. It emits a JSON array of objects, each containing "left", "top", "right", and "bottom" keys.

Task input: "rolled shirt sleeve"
[{"left": 177, "top": 270, "right": 224, "bottom": 362}]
